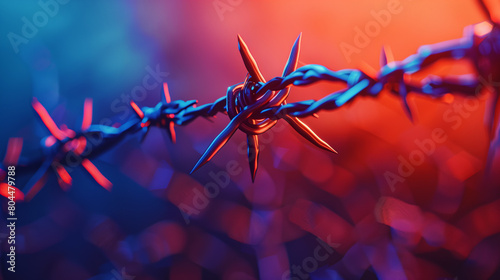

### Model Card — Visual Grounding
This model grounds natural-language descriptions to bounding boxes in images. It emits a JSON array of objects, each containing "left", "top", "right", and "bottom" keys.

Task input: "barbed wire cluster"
[{"left": 2, "top": 1, "right": 500, "bottom": 201}]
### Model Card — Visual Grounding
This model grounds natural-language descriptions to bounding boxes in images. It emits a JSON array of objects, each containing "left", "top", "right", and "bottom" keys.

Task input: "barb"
[{"left": 2, "top": 17, "right": 500, "bottom": 199}]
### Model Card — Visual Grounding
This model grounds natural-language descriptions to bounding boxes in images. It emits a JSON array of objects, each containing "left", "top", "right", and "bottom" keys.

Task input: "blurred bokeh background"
[{"left": 1, "top": 0, "right": 500, "bottom": 279}]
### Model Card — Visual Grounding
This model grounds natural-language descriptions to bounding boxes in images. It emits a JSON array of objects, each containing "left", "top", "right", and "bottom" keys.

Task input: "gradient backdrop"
[{"left": 1, "top": 0, "right": 499, "bottom": 279}]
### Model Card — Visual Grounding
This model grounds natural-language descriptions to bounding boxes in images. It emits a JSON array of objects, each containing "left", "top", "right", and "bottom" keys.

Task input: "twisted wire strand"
[{"left": 1, "top": 19, "right": 498, "bottom": 200}]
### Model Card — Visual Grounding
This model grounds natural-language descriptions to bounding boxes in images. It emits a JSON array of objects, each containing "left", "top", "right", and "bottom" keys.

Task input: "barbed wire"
[{"left": 2, "top": 1, "right": 499, "bottom": 200}]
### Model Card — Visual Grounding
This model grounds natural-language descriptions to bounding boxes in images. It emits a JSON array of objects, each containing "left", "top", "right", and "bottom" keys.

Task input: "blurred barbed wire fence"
[{"left": 1, "top": 0, "right": 500, "bottom": 201}]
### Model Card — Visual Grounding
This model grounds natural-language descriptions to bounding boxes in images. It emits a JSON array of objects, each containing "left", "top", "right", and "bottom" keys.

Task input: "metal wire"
[{"left": 2, "top": 16, "right": 499, "bottom": 200}]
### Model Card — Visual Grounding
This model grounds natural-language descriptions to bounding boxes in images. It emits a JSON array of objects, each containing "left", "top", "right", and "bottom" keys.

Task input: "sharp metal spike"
[
  {"left": 163, "top": 82, "right": 171, "bottom": 103},
  {"left": 82, "top": 159, "right": 112, "bottom": 190},
  {"left": 359, "top": 61, "right": 378, "bottom": 80},
  {"left": 190, "top": 115, "right": 242, "bottom": 174},
  {"left": 168, "top": 122, "right": 176, "bottom": 144},
  {"left": 160, "top": 129, "right": 173, "bottom": 145},
  {"left": 54, "top": 163, "right": 72, "bottom": 189},
  {"left": 0, "top": 182, "right": 24, "bottom": 202},
  {"left": 380, "top": 46, "right": 394, "bottom": 67},
  {"left": 82, "top": 98, "right": 93, "bottom": 130},
  {"left": 237, "top": 34, "right": 266, "bottom": 83},
  {"left": 380, "top": 47, "right": 388, "bottom": 67},
  {"left": 247, "top": 135, "right": 259, "bottom": 182},
  {"left": 271, "top": 35, "right": 302, "bottom": 108},
  {"left": 23, "top": 158, "right": 52, "bottom": 200},
  {"left": 284, "top": 116, "right": 337, "bottom": 153},
  {"left": 24, "top": 172, "right": 48, "bottom": 201},
  {"left": 282, "top": 33, "right": 302, "bottom": 77},
  {"left": 3, "top": 138, "right": 23, "bottom": 166},
  {"left": 32, "top": 98, "right": 66, "bottom": 140},
  {"left": 130, "top": 101, "right": 145, "bottom": 119},
  {"left": 399, "top": 81, "right": 414, "bottom": 122}
]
